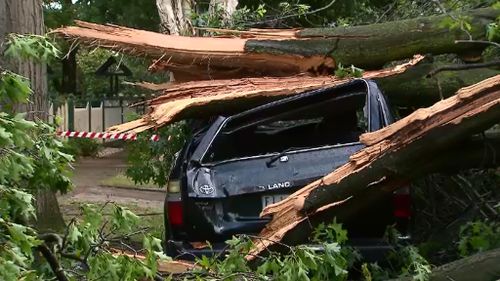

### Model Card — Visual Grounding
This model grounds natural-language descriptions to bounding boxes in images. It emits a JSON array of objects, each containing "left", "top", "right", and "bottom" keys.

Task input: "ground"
[{"left": 58, "top": 148, "right": 166, "bottom": 239}]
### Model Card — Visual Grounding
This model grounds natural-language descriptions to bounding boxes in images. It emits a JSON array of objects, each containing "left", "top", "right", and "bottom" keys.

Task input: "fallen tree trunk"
[
  {"left": 247, "top": 8, "right": 499, "bottom": 69},
  {"left": 108, "top": 56, "right": 423, "bottom": 133},
  {"left": 248, "top": 75, "right": 500, "bottom": 258},
  {"left": 389, "top": 248, "right": 500, "bottom": 281},
  {"left": 54, "top": 8, "right": 499, "bottom": 81}
]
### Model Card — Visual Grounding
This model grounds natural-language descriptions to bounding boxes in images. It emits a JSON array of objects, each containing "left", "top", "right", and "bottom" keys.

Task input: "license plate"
[{"left": 262, "top": 194, "right": 289, "bottom": 209}]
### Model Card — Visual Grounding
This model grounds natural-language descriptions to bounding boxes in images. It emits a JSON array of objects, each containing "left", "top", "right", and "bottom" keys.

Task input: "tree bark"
[
  {"left": 248, "top": 75, "right": 500, "bottom": 257},
  {"left": 0, "top": 0, "right": 66, "bottom": 232},
  {"left": 246, "top": 8, "right": 500, "bottom": 69},
  {"left": 377, "top": 61, "right": 500, "bottom": 107},
  {"left": 209, "top": 0, "right": 238, "bottom": 20},
  {"left": 156, "top": 0, "right": 193, "bottom": 35}
]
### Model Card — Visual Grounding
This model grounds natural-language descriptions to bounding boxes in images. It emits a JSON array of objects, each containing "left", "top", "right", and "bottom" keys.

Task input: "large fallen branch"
[
  {"left": 248, "top": 75, "right": 500, "bottom": 258},
  {"left": 108, "top": 55, "right": 423, "bottom": 133},
  {"left": 54, "top": 8, "right": 499, "bottom": 81}
]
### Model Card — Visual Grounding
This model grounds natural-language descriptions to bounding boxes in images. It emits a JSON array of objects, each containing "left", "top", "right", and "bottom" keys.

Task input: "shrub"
[{"left": 63, "top": 138, "right": 102, "bottom": 157}]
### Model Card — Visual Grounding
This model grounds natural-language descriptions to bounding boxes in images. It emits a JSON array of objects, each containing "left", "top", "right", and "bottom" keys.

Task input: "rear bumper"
[{"left": 165, "top": 238, "right": 404, "bottom": 262}]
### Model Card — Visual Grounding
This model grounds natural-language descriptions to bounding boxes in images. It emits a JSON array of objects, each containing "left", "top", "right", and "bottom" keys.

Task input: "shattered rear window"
[{"left": 203, "top": 91, "right": 368, "bottom": 163}]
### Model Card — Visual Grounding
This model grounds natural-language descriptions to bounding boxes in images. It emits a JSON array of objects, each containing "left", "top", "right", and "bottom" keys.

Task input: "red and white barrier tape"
[{"left": 56, "top": 131, "right": 160, "bottom": 142}]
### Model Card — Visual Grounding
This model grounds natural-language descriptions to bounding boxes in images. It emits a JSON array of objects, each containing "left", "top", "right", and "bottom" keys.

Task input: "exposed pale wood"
[
  {"left": 53, "top": 21, "right": 335, "bottom": 80},
  {"left": 134, "top": 60, "right": 500, "bottom": 107},
  {"left": 195, "top": 27, "right": 299, "bottom": 38},
  {"left": 107, "top": 55, "right": 423, "bottom": 133},
  {"left": 247, "top": 75, "right": 500, "bottom": 258}
]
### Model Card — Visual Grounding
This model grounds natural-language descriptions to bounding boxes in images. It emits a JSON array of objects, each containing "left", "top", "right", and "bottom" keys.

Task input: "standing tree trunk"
[
  {"left": 0, "top": 0, "right": 66, "bottom": 232},
  {"left": 156, "top": 0, "right": 194, "bottom": 35},
  {"left": 210, "top": 0, "right": 238, "bottom": 20},
  {"left": 156, "top": 0, "right": 196, "bottom": 81}
]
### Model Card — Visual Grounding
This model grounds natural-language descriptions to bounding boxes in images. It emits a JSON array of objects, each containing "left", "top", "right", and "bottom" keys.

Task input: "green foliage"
[
  {"left": 4, "top": 34, "right": 60, "bottom": 63},
  {"left": 1, "top": 27, "right": 170, "bottom": 281},
  {"left": 0, "top": 186, "right": 40, "bottom": 281},
  {"left": 192, "top": 220, "right": 357, "bottom": 281},
  {"left": 0, "top": 35, "right": 73, "bottom": 279},
  {"left": 192, "top": 4, "right": 266, "bottom": 30},
  {"left": 126, "top": 121, "right": 189, "bottom": 187},
  {"left": 397, "top": 246, "right": 432, "bottom": 281},
  {"left": 193, "top": 2, "right": 312, "bottom": 30},
  {"left": 0, "top": 72, "right": 31, "bottom": 106},
  {"left": 62, "top": 138, "right": 102, "bottom": 157},
  {"left": 457, "top": 220, "right": 500, "bottom": 256},
  {"left": 74, "top": 49, "right": 167, "bottom": 101},
  {"left": 487, "top": 1, "right": 500, "bottom": 42},
  {"left": 55, "top": 203, "right": 169, "bottom": 281},
  {"left": 334, "top": 63, "right": 364, "bottom": 78},
  {"left": 362, "top": 245, "right": 432, "bottom": 281},
  {"left": 312, "top": 219, "right": 349, "bottom": 244},
  {"left": 44, "top": 0, "right": 160, "bottom": 31},
  {"left": 439, "top": 14, "right": 473, "bottom": 36},
  {"left": 366, "top": 226, "right": 433, "bottom": 281}
]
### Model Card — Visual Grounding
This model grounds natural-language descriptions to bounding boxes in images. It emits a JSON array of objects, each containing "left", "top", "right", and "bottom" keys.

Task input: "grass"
[{"left": 99, "top": 173, "right": 163, "bottom": 190}]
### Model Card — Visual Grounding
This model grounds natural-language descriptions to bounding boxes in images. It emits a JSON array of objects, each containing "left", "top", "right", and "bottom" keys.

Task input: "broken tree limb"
[
  {"left": 54, "top": 8, "right": 499, "bottom": 81},
  {"left": 126, "top": 60, "right": 500, "bottom": 109},
  {"left": 254, "top": 8, "right": 499, "bottom": 69},
  {"left": 53, "top": 20, "right": 335, "bottom": 80},
  {"left": 389, "top": 247, "right": 500, "bottom": 281},
  {"left": 107, "top": 56, "right": 423, "bottom": 133},
  {"left": 248, "top": 75, "right": 500, "bottom": 258}
]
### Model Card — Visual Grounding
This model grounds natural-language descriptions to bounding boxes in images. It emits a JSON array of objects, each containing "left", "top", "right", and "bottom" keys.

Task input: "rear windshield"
[{"left": 203, "top": 92, "right": 368, "bottom": 163}]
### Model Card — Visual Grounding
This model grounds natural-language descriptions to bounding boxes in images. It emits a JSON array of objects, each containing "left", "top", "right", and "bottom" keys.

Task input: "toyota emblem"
[{"left": 198, "top": 184, "right": 215, "bottom": 195}]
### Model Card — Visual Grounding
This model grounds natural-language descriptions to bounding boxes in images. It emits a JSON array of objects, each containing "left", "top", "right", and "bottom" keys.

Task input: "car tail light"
[
  {"left": 167, "top": 200, "right": 183, "bottom": 226},
  {"left": 167, "top": 180, "right": 181, "bottom": 193},
  {"left": 393, "top": 186, "right": 411, "bottom": 219},
  {"left": 167, "top": 180, "right": 183, "bottom": 226}
]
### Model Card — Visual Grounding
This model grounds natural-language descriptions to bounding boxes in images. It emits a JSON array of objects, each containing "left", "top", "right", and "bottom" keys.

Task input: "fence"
[{"left": 50, "top": 99, "right": 144, "bottom": 133}]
